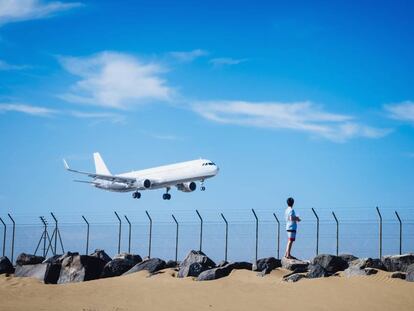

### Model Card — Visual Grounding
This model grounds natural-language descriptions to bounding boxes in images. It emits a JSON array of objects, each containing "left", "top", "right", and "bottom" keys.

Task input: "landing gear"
[
  {"left": 132, "top": 191, "right": 141, "bottom": 199},
  {"left": 163, "top": 187, "right": 171, "bottom": 200},
  {"left": 200, "top": 180, "right": 206, "bottom": 191}
]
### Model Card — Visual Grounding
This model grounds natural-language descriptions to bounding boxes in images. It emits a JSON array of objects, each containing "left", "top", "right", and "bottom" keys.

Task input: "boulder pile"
[{"left": 1, "top": 250, "right": 413, "bottom": 284}]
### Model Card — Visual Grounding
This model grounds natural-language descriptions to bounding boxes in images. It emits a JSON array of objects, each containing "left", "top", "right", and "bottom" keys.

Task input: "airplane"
[{"left": 63, "top": 152, "right": 219, "bottom": 200}]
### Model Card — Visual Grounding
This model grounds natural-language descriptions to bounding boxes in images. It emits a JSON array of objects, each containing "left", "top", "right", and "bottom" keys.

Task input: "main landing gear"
[
  {"left": 200, "top": 180, "right": 206, "bottom": 191},
  {"left": 132, "top": 191, "right": 141, "bottom": 199},
  {"left": 163, "top": 187, "right": 171, "bottom": 200}
]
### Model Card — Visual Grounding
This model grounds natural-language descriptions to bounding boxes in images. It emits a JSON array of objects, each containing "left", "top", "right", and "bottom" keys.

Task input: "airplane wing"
[{"left": 63, "top": 159, "right": 136, "bottom": 185}]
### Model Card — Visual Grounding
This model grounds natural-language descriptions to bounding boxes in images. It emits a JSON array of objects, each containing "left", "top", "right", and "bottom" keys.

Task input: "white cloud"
[
  {"left": 69, "top": 110, "right": 125, "bottom": 123},
  {"left": 193, "top": 100, "right": 390, "bottom": 142},
  {"left": 0, "top": 103, "right": 56, "bottom": 116},
  {"left": 0, "top": 0, "right": 82, "bottom": 26},
  {"left": 384, "top": 101, "right": 414, "bottom": 124},
  {"left": 209, "top": 57, "right": 247, "bottom": 67},
  {"left": 0, "top": 59, "right": 29, "bottom": 70},
  {"left": 169, "top": 49, "right": 208, "bottom": 62},
  {"left": 59, "top": 51, "right": 174, "bottom": 109}
]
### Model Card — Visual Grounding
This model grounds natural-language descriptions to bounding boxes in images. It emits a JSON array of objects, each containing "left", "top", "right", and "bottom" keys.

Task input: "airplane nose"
[{"left": 215, "top": 166, "right": 220, "bottom": 174}]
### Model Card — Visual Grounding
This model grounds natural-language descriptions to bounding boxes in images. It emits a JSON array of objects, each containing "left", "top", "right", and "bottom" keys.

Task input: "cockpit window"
[{"left": 202, "top": 162, "right": 216, "bottom": 166}]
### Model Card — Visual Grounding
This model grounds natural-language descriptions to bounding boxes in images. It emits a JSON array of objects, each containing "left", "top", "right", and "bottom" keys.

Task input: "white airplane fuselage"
[{"left": 97, "top": 159, "right": 219, "bottom": 192}]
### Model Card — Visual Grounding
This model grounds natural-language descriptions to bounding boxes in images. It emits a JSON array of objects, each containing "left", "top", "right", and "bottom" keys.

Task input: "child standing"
[{"left": 284, "top": 197, "right": 301, "bottom": 259}]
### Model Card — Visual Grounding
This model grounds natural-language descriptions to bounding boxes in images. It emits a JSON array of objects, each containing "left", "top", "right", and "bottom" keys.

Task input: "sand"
[{"left": 0, "top": 269, "right": 413, "bottom": 311}]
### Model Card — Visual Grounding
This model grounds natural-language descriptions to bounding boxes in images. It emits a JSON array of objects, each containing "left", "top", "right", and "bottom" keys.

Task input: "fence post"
[
  {"left": 221, "top": 213, "right": 228, "bottom": 262},
  {"left": 172, "top": 214, "right": 179, "bottom": 262},
  {"left": 7, "top": 214, "right": 15, "bottom": 263},
  {"left": 332, "top": 212, "right": 339, "bottom": 256},
  {"left": 376, "top": 207, "right": 382, "bottom": 258},
  {"left": 252, "top": 209, "right": 258, "bottom": 262},
  {"left": 0, "top": 217, "right": 5, "bottom": 257},
  {"left": 124, "top": 215, "right": 132, "bottom": 254},
  {"left": 82, "top": 216, "right": 90, "bottom": 255},
  {"left": 395, "top": 211, "right": 402, "bottom": 255},
  {"left": 311, "top": 208, "right": 319, "bottom": 256},
  {"left": 114, "top": 211, "right": 122, "bottom": 254},
  {"left": 40, "top": 217, "right": 48, "bottom": 257},
  {"left": 196, "top": 210, "right": 203, "bottom": 252},
  {"left": 273, "top": 213, "right": 280, "bottom": 259},
  {"left": 145, "top": 211, "right": 152, "bottom": 258},
  {"left": 50, "top": 212, "right": 58, "bottom": 255}
]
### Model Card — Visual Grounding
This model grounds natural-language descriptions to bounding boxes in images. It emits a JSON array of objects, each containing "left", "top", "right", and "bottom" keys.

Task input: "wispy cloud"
[
  {"left": 193, "top": 100, "right": 390, "bottom": 142},
  {"left": 58, "top": 51, "right": 174, "bottom": 109},
  {"left": 209, "top": 57, "right": 247, "bottom": 67},
  {"left": 384, "top": 101, "right": 414, "bottom": 124},
  {"left": 0, "top": 103, "right": 56, "bottom": 116},
  {"left": 0, "top": 0, "right": 82, "bottom": 26},
  {"left": 69, "top": 110, "right": 125, "bottom": 124},
  {"left": 0, "top": 59, "right": 29, "bottom": 70},
  {"left": 169, "top": 49, "right": 208, "bottom": 62}
]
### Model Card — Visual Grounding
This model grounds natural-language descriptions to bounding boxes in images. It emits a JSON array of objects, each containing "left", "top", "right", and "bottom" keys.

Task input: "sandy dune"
[{"left": 0, "top": 269, "right": 413, "bottom": 311}]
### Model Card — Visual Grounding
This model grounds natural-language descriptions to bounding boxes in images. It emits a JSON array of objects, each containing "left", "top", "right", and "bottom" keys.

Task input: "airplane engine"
[
  {"left": 135, "top": 178, "right": 152, "bottom": 189},
  {"left": 177, "top": 181, "right": 197, "bottom": 192}
]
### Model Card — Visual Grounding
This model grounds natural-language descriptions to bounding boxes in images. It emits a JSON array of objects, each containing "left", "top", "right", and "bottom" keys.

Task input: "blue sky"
[{"left": 0, "top": 0, "right": 413, "bottom": 228}]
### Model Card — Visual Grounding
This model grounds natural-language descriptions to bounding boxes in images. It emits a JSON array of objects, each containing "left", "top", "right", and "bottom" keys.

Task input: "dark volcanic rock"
[
  {"left": 311, "top": 254, "right": 348, "bottom": 273},
  {"left": 283, "top": 273, "right": 304, "bottom": 282},
  {"left": 281, "top": 257, "right": 309, "bottom": 272},
  {"left": 90, "top": 249, "right": 112, "bottom": 264},
  {"left": 217, "top": 260, "right": 229, "bottom": 268},
  {"left": 229, "top": 261, "right": 253, "bottom": 270},
  {"left": 349, "top": 258, "right": 386, "bottom": 270},
  {"left": 177, "top": 250, "right": 216, "bottom": 278},
  {"left": 15, "top": 264, "right": 48, "bottom": 281},
  {"left": 381, "top": 254, "right": 414, "bottom": 272},
  {"left": 0, "top": 257, "right": 14, "bottom": 274},
  {"left": 197, "top": 264, "right": 234, "bottom": 281},
  {"left": 339, "top": 254, "right": 358, "bottom": 263},
  {"left": 16, "top": 253, "right": 45, "bottom": 266},
  {"left": 43, "top": 252, "right": 79, "bottom": 264},
  {"left": 101, "top": 258, "right": 137, "bottom": 278},
  {"left": 123, "top": 258, "right": 166, "bottom": 275},
  {"left": 165, "top": 260, "right": 179, "bottom": 269},
  {"left": 390, "top": 272, "right": 406, "bottom": 280},
  {"left": 306, "top": 264, "right": 329, "bottom": 278},
  {"left": 406, "top": 264, "right": 414, "bottom": 282},
  {"left": 344, "top": 266, "right": 377, "bottom": 277},
  {"left": 57, "top": 254, "right": 106, "bottom": 284},
  {"left": 253, "top": 257, "right": 281, "bottom": 275},
  {"left": 113, "top": 253, "right": 141, "bottom": 264}
]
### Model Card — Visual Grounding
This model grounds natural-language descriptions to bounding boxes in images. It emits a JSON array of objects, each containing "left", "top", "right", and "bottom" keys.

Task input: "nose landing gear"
[
  {"left": 163, "top": 187, "right": 171, "bottom": 200},
  {"left": 200, "top": 180, "right": 206, "bottom": 191}
]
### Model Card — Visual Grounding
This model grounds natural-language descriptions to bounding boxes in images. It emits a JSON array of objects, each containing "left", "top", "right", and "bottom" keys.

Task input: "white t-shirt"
[{"left": 285, "top": 207, "right": 297, "bottom": 231}]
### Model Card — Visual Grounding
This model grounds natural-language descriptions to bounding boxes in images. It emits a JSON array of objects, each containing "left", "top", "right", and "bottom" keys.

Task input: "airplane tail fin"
[{"left": 93, "top": 152, "right": 111, "bottom": 175}]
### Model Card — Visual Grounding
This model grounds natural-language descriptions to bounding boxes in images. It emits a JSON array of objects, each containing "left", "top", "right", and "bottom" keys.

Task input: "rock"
[
  {"left": 253, "top": 257, "right": 281, "bottom": 275},
  {"left": 0, "top": 257, "right": 14, "bottom": 274},
  {"left": 101, "top": 258, "right": 137, "bottom": 278},
  {"left": 217, "top": 260, "right": 229, "bottom": 267},
  {"left": 390, "top": 272, "right": 406, "bottom": 280},
  {"left": 112, "top": 253, "right": 141, "bottom": 264},
  {"left": 123, "top": 258, "right": 166, "bottom": 275},
  {"left": 349, "top": 258, "right": 386, "bottom": 270},
  {"left": 229, "top": 261, "right": 253, "bottom": 270},
  {"left": 381, "top": 254, "right": 414, "bottom": 272},
  {"left": 339, "top": 254, "right": 358, "bottom": 263},
  {"left": 311, "top": 254, "right": 348, "bottom": 273},
  {"left": 15, "top": 264, "right": 49, "bottom": 281},
  {"left": 283, "top": 273, "right": 304, "bottom": 282},
  {"left": 177, "top": 250, "right": 216, "bottom": 278},
  {"left": 57, "top": 254, "right": 106, "bottom": 284},
  {"left": 344, "top": 266, "right": 377, "bottom": 277},
  {"left": 197, "top": 264, "right": 234, "bottom": 281},
  {"left": 16, "top": 253, "right": 45, "bottom": 266},
  {"left": 406, "top": 264, "right": 414, "bottom": 282},
  {"left": 306, "top": 264, "right": 329, "bottom": 278},
  {"left": 165, "top": 260, "right": 179, "bottom": 269},
  {"left": 90, "top": 249, "right": 112, "bottom": 264},
  {"left": 43, "top": 252, "right": 79, "bottom": 264},
  {"left": 281, "top": 257, "right": 309, "bottom": 272}
]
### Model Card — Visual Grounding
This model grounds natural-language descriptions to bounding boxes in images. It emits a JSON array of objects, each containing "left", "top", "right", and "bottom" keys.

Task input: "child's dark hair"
[{"left": 287, "top": 197, "right": 294, "bottom": 207}]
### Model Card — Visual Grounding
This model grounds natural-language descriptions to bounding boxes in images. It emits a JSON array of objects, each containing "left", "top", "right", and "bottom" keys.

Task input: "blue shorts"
[{"left": 287, "top": 230, "right": 296, "bottom": 241}]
